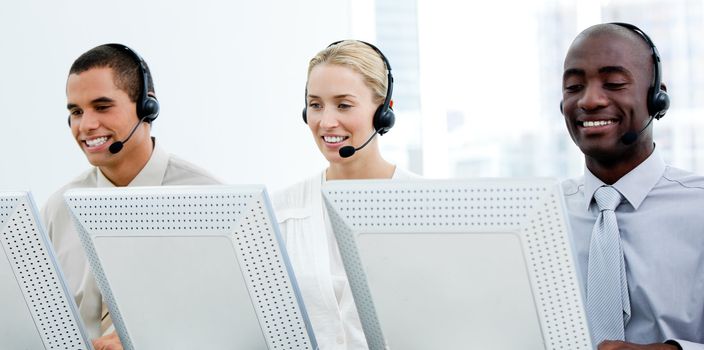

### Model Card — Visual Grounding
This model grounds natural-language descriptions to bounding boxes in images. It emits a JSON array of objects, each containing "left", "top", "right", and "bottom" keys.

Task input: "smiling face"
[
  {"left": 67, "top": 67, "right": 151, "bottom": 170},
  {"left": 562, "top": 28, "right": 655, "bottom": 168},
  {"left": 305, "top": 63, "right": 380, "bottom": 163}
]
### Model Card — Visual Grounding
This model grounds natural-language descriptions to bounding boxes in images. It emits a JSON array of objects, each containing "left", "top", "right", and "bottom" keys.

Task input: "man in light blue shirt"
[{"left": 561, "top": 23, "right": 704, "bottom": 350}]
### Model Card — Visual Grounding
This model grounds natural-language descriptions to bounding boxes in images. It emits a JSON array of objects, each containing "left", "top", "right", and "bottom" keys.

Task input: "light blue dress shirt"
[{"left": 562, "top": 148, "right": 704, "bottom": 349}]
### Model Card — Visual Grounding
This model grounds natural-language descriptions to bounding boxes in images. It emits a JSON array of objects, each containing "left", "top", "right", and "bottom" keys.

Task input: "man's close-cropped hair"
[{"left": 69, "top": 44, "right": 155, "bottom": 102}]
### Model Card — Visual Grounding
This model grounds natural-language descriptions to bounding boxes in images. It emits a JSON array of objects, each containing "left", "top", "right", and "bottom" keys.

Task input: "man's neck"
[
  {"left": 586, "top": 144, "right": 654, "bottom": 185},
  {"left": 99, "top": 138, "right": 154, "bottom": 186}
]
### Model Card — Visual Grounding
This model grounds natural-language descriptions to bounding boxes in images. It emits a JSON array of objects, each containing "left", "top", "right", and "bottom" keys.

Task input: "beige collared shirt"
[{"left": 41, "top": 141, "right": 221, "bottom": 339}]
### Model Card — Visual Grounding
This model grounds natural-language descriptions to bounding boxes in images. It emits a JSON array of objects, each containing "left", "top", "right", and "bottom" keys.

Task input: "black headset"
[
  {"left": 108, "top": 43, "right": 160, "bottom": 122},
  {"left": 302, "top": 40, "right": 395, "bottom": 135},
  {"left": 560, "top": 22, "right": 670, "bottom": 120},
  {"left": 67, "top": 44, "right": 160, "bottom": 126}
]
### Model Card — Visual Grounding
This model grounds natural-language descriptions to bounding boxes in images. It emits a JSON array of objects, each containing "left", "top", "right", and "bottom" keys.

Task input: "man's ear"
[{"left": 660, "top": 82, "right": 667, "bottom": 92}]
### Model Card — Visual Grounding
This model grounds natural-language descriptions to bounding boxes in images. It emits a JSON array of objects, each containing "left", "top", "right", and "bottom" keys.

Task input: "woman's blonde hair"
[{"left": 307, "top": 40, "right": 388, "bottom": 104}]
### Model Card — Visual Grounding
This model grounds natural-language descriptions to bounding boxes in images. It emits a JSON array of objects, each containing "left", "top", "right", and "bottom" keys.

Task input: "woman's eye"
[
  {"left": 308, "top": 102, "right": 321, "bottom": 109},
  {"left": 338, "top": 103, "right": 351, "bottom": 109}
]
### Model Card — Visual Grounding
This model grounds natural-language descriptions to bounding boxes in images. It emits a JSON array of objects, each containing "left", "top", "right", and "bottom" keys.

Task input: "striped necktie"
[{"left": 586, "top": 185, "right": 631, "bottom": 344}]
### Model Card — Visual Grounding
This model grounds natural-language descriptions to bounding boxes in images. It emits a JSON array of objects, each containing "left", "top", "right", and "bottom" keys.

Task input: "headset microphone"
[
  {"left": 109, "top": 115, "right": 148, "bottom": 154},
  {"left": 620, "top": 115, "right": 655, "bottom": 145},
  {"left": 339, "top": 129, "right": 379, "bottom": 158}
]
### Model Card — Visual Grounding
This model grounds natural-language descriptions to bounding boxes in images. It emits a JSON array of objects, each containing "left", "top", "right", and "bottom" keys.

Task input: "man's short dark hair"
[{"left": 69, "top": 44, "right": 155, "bottom": 102}]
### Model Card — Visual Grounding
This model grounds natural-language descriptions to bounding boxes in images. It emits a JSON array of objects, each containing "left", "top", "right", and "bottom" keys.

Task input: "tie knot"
[{"left": 594, "top": 186, "right": 622, "bottom": 211}]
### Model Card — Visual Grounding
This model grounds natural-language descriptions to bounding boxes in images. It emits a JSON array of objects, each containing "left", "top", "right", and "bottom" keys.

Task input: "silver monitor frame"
[
  {"left": 0, "top": 191, "right": 92, "bottom": 350},
  {"left": 64, "top": 185, "right": 317, "bottom": 350},
  {"left": 322, "top": 178, "right": 592, "bottom": 350}
]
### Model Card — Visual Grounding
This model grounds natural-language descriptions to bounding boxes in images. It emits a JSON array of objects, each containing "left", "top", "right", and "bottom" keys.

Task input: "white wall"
[{"left": 0, "top": 0, "right": 354, "bottom": 206}]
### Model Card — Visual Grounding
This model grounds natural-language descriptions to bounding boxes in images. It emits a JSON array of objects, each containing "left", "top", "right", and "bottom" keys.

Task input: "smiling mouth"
[
  {"left": 85, "top": 136, "right": 109, "bottom": 148},
  {"left": 578, "top": 120, "right": 615, "bottom": 128},
  {"left": 322, "top": 135, "right": 349, "bottom": 144}
]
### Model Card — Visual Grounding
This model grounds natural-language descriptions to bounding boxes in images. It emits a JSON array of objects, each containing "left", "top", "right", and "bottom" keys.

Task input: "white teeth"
[
  {"left": 86, "top": 137, "right": 108, "bottom": 147},
  {"left": 323, "top": 136, "right": 347, "bottom": 143},
  {"left": 583, "top": 120, "right": 613, "bottom": 127}
]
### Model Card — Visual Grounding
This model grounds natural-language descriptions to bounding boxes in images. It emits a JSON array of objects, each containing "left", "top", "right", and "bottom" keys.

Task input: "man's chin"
[
  {"left": 581, "top": 146, "right": 629, "bottom": 165},
  {"left": 84, "top": 155, "right": 113, "bottom": 168}
]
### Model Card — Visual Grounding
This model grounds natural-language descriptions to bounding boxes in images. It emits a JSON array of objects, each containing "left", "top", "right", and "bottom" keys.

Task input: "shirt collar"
[
  {"left": 96, "top": 138, "right": 169, "bottom": 188},
  {"left": 582, "top": 147, "right": 666, "bottom": 211}
]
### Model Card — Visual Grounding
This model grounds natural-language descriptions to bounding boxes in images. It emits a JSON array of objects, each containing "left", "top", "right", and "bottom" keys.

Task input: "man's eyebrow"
[
  {"left": 598, "top": 65, "right": 633, "bottom": 77},
  {"left": 563, "top": 68, "right": 584, "bottom": 80},
  {"left": 562, "top": 66, "right": 633, "bottom": 81},
  {"left": 67, "top": 97, "right": 116, "bottom": 110},
  {"left": 90, "top": 96, "right": 115, "bottom": 104}
]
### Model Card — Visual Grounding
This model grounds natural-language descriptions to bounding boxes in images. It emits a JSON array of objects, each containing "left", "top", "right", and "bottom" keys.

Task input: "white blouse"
[{"left": 272, "top": 167, "right": 418, "bottom": 350}]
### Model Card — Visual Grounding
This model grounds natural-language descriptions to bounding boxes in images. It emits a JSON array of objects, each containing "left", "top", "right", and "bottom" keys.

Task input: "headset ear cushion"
[
  {"left": 141, "top": 97, "right": 160, "bottom": 122},
  {"left": 650, "top": 90, "right": 670, "bottom": 120},
  {"left": 302, "top": 108, "right": 307, "bottom": 124},
  {"left": 374, "top": 105, "right": 395, "bottom": 135}
]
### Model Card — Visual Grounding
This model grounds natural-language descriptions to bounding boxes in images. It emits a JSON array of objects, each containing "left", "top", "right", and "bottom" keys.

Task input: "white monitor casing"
[
  {"left": 0, "top": 191, "right": 92, "bottom": 350},
  {"left": 322, "top": 178, "right": 592, "bottom": 350},
  {"left": 64, "top": 185, "right": 317, "bottom": 350}
]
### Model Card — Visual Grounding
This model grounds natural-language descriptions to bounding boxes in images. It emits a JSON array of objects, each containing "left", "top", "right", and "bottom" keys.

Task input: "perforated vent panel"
[
  {"left": 0, "top": 197, "right": 15, "bottom": 228},
  {"left": 0, "top": 193, "right": 90, "bottom": 350},
  {"left": 65, "top": 186, "right": 315, "bottom": 350},
  {"left": 323, "top": 179, "right": 591, "bottom": 350},
  {"left": 236, "top": 199, "right": 313, "bottom": 349}
]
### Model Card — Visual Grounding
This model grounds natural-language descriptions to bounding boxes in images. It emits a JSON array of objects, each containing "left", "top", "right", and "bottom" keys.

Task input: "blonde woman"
[{"left": 274, "top": 40, "right": 416, "bottom": 349}]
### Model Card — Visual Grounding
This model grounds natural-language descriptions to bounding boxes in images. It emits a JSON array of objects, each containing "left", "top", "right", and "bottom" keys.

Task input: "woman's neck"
[{"left": 326, "top": 149, "right": 395, "bottom": 180}]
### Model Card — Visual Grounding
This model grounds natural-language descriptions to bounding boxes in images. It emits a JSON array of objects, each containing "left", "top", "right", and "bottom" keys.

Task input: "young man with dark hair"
[
  {"left": 561, "top": 23, "right": 703, "bottom": 350},
  {"left": 42, "top": 44, "right": 220, "bottom": 350}
]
